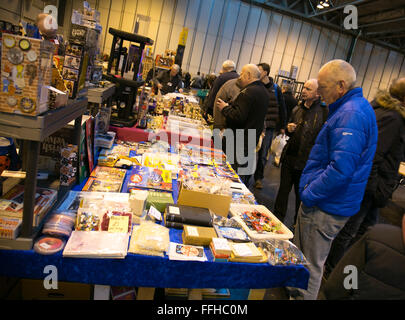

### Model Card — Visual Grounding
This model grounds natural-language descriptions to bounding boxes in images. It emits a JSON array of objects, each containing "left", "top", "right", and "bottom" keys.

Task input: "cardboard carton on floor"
[
  {"left": 177, "top": 182, "right": 231, "bottom": 217},
  {"left": 21, "top": 279, "right": 92, "bottom": 300}
]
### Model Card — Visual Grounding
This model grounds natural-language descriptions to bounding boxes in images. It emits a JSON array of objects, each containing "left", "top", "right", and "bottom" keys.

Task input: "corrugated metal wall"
[
  {"left": 2, "top": 0, "right": 405, "bottom": 100},
  {"left": 89, "top": 0, "right": 405, "bottom": 100}
]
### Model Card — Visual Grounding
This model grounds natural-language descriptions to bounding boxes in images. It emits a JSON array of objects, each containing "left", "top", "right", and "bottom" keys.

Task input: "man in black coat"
[
  {"left": 320, "top": 214, "right": 405, "bottom": 300},
  {"left": 216, "top": 64, "right": 270, "bottom": 186},
  {"left": 253, "top": 63, "right": 286, "bottom": 189},
  {"left": 326, "top": 77, "right": 405, "bottom": 275},
  {"left": 153, "top": 64, "right": 183, "bottom": 95},
  {"left": 282, "top": 84, "right": 298, "bottom": 122},
  {"left": 274, "top": 79, "right": 328, "bottom": 227},
  {"left": 204, "top": 60, "right": 239, "bottom": 117}
]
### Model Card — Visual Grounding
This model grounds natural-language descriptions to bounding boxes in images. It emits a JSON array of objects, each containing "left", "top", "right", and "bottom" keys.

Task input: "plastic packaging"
[
  {"left": 129, "top": 221, "right": 170, "bottom": 256},
  {"left": 257, "top": 239, "right": 308, "bottom": 266}
]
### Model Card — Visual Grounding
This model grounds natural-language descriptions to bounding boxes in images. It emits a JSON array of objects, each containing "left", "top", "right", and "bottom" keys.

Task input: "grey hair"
[
  {"left": 319, "top": 59, "right": 357, "bottom": 89},
  {"left": 222, "top": 60, "right": 236, "bottom": 72}
]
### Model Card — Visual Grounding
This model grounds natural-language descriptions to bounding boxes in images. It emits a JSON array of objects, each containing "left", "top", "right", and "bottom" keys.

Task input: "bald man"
[
  {"left": 327, "top": 77, "right": 405, "bottom": 275},
  {"left": 274, "top": 79, "right": 328, "bottom": 227},
  {"left": 288, "top": 59, "right": 378, "bottom": 300},
  {"left": 216, "top": 64, "right": 270, "bottom": 186}
]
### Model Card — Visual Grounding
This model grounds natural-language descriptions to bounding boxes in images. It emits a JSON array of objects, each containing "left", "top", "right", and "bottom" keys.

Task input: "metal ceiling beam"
[
  {"left": 376, "top": 33, "right": 405, "bottom": 40},
  {"left": 360, "top": 16, "right": 405, "bottom": 28},
  {"left": 365, "top": 28, "right": 405, "bottom": 36},
  {"left": 307, "top": 0, "right": 373, "bottom": 18},
  {"left": 243, "top": 0, "right": 405, "bottom": 54}
]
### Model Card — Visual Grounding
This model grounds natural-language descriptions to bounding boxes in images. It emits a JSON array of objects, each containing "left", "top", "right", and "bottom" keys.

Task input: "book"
[
  {"left": 63, "top": 231, "right": 129, "bottom": 259},
  {"left": 123, "top": 165, "right": 173, "bottom": 192},
  {"left": 90, "top": 166, "right": 127, "bottom": 181},
  {"left": 0, "top": 185, "right": 57, "bottom": 226},
  {"left": 210, "top": 237, "right": 232, "bottom": 256},
  {"left": 82, "top": 177, "right": 123, "bottom": 192},
  {"left": 229, "top": 242, "right": 268, "bottom": 263},
  {"left": 164, "top": 204, "right": 213, "bottom": 228},
  {"left": 165, "top": 221, "right": 185, "bottom": 229},
  {"left": 209, "top": 242, "right": 230, "bottom": 262},
  {"left": 0, "top": 217, "right": 22, "bottom": 239},
  {"left": 182, "top": 225, "right": 217, "bottom": 246},
  {"left": 168, "top": 242, "right": 207, "bottom": 262}
]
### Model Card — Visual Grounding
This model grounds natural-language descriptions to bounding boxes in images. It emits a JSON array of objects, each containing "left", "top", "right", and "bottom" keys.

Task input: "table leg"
[
  {"left": 137, "top": 287, "right": 155, "bottom": 300},
  {"left": 248, "top": 289, "right": 266, "bottom": 300},
  {"left": 21, "top": 140, "right": 40, "bottom": 237}
]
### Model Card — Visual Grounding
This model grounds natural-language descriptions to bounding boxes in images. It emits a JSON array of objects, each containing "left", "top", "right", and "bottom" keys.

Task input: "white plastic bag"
[{"left": 270, "top": 134, "right": 289, "bottom": 166}]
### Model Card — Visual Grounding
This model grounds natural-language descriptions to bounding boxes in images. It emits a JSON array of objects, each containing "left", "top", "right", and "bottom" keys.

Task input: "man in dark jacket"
[
  {"left": 282, "top": 84, "right": 298, "bottom": 121},
  {"left": 153, "top": 64, "right": 183, "bottom": 95},
  {"left": 274, "top": 79, "right": 327, "bottom": 227},
  {"left": 217, "top": 64, "right": 270, "bottom": 186},
  {"left": 320, "top": 214, "right": 405, "bottom": 300},
  {"left": 288, "top": 59, "right": 378, "bottom": 300},
  {"left": 326, "top": 77, "right": 405, "bottom": 274},
  {"left": 253, "top": 63, "right": 287, "bottom": 189},
  {"left": 204, "top": 60, "right": 239, "bottom": 117}
]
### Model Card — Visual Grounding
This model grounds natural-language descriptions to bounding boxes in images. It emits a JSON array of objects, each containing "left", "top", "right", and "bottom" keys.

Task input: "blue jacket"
[{"left": 299, "top": 88, "right": 378, "bottom": 217}]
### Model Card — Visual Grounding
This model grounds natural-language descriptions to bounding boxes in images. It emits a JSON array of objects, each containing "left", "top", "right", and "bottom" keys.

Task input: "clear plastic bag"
[
  {"left": 257, "top": 239, "right": 308, "bottom": 266},
  {"left": 270, "top": 134, "right": 289, "bottom": 165},
  {"left": 130, "top": 221, "right": 170, "bottom": 254}
]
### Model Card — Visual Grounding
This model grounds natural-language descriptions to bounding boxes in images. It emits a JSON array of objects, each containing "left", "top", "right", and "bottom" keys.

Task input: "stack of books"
[
  {"left": 209, "top": 237, "right": 232, "bottom": 262},
  {"left": 164, "top": 204, "right": 213, "bottom": 230},
  {"left": 229, "top": 242, "right": 268, "bottom": 263}
]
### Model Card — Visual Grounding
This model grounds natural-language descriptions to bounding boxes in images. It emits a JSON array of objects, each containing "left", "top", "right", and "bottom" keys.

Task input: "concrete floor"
[{"left": 251, "top": 161, "right": 405, "bottom": 300}]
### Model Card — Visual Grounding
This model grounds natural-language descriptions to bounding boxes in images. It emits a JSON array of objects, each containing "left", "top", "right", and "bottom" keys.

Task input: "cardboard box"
[
  {"left": 182, "top": 225, "right": 217, "bottom": 246},
  {"left": 21, "top": 279, "right": 92, "bottom": 300},
  {"left": 177, "top": 183, "right": 231, "bottom": 217}
]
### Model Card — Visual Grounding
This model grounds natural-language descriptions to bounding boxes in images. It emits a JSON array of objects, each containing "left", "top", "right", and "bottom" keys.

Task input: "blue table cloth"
[
  {"left": 0, "top": 228, "right": 309, "bottom": 289},
  {"left": 0, "top": 142, "right": 309, "bottom": 290}
]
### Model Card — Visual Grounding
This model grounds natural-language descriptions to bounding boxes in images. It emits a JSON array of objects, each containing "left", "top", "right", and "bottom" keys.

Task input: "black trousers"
[{"left": 274, "top": 161, "right": 302, "bottom": 225}]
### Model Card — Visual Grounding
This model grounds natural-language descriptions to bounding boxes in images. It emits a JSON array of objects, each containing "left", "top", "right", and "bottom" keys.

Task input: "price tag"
[
  {"left": 186, "top": 226, "right": 199, "bottom": 237},
  {"left": 168, "top": 206, "right": 180, "bottom": 215},
  {"left": 108, "top": 215, "right": 129, "bottom": 233},
  {"left": 148, "top": 205, "right": 162, "bottom": 221}
]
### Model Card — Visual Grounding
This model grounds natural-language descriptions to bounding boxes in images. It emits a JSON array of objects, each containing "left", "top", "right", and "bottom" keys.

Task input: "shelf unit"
[
  {"left": 274, "top": 75, "right": 304, "bottom": 101},
  {"left": 0, "top": 98, "right": 88, "bottom": 250}
]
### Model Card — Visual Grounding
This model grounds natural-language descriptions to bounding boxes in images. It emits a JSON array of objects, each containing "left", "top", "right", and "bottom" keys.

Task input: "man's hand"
[
  {"left": 157, "top": 83, "right": 163, "bottom": 89},
  {"left": 216, "top": 98, "right": 229, "bottom": 111},
  {"left": 287, "top": 123, "right": 297, "bottom": 133},
  {"left": 179, "top": 88, "right": 183, "bottom": 93}
]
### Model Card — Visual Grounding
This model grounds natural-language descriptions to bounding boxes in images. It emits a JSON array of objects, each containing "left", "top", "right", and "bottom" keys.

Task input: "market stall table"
[
  {"left": 0, "top": 226, "right": 309, "bottom": 300},
  {"left": 109, "top": 126, "right": 214, "bottom": 148}
]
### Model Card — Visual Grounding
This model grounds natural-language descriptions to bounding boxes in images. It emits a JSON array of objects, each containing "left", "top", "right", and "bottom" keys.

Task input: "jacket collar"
[
  {"left": 241, "top": 80, "right": 263, "bottom": 92},
  {"left": 328, "top": 87, "right": 364, "bottom": 116}
]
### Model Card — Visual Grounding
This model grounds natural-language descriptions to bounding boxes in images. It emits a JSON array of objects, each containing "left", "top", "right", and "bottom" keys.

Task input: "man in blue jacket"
[{"left": 289, "top": 59, "right": 378, "bottom": 300}]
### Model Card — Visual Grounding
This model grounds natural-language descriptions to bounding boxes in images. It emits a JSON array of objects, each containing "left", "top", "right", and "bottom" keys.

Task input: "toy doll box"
[
  {"left": 229, "top": 204, "right": 293, "bottom": 240},
  {"left": 1, "top": 34, "right": 54, "bottom": 115},
  {"left": 124, "top": 165, "right": 173, "bottom": 192}
]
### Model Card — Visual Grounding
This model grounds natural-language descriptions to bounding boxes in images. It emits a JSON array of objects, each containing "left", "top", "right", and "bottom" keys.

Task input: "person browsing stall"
[
  {"left": 288, "top": 59, "right": 378, "bottom": 300},
  {"left": 154, "top": 64, "right": 183, "bottom": 95}
]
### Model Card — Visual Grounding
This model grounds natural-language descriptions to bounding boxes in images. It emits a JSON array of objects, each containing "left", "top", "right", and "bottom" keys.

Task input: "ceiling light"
[
  {"left": 317, "top": 3, "right": 324, "bottom": 9},
  {"left": 323, "top": 1, "right": 330, "bottom": 7}
]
